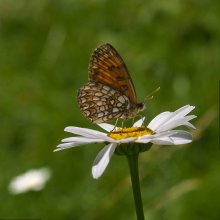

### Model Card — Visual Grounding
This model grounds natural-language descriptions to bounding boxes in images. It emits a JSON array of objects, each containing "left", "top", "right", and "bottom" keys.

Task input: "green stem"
[{"left": 127, "top": 153, "right": 145, "bottom": 220}]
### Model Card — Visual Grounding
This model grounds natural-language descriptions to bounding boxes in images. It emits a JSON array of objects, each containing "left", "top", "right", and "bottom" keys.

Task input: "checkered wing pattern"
[{"left": 77, "top": 82, "right": 130, "bottom": 123}]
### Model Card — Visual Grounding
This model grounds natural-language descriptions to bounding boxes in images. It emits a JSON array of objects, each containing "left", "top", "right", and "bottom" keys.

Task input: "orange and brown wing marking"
[{"left": 88, "top": 43, "right": 137, "bottom": 104}]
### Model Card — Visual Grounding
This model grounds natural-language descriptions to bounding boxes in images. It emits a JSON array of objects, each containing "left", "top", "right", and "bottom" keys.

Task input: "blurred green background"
[{"left": 0, "top": 0, "right": 219, "bottom": 219}]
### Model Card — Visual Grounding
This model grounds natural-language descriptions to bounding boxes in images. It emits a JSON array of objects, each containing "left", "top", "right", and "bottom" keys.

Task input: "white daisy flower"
[
  {"left": 8, "top": 167, "right": 51, "bottom": 195},
  {"left": 55, "top": 105, "right": 196, "bottom": 179}
]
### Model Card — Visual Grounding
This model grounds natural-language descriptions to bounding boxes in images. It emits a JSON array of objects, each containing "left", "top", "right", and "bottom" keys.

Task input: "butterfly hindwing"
[{"left": 77, "top": 82, "right": 130, "bottom": 123}]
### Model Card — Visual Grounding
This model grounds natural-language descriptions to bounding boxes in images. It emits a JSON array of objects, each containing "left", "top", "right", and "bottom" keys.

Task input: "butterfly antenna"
[{"left": 144, "top": 86, "right": 160, "bottom": 103}]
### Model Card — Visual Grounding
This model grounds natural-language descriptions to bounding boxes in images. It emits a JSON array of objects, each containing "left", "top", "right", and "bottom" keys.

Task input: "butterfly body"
[{"left": 77, "top": 43, "right": 146, "bottom": 123}]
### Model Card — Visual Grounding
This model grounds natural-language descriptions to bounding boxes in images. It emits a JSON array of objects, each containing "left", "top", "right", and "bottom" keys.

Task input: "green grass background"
[{"left": 0, "top": 0, "right": 219, "bottom": 219}]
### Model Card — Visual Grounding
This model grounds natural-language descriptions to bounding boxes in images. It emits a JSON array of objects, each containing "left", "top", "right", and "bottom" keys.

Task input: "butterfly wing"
[
  {"left": 88, "top": 43, "right": 137, "bottom": 104},
  {"left": 77, "top": 82, "right": 130, "bottom": 123}
]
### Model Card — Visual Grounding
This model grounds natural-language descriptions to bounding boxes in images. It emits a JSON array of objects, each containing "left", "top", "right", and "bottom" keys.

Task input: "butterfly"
[{"left": 77, "top": 43, "right": 146, "bottom": 124}]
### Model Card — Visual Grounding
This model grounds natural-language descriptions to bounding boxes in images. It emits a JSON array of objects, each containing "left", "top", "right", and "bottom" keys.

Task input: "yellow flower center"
[{"left": 108, "top": 126, "right": 153, "bottom": 140}]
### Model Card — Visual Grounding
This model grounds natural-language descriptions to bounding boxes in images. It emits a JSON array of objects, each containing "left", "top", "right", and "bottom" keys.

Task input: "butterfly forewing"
[
  {"left": 88, "top": 43, "right": 137, "bottom": 104},
  {"left": 77, "top": 82, "right": 130, "bottom": 123}
]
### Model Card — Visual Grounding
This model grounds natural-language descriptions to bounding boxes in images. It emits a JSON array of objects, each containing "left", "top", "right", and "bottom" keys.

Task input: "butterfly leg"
[
  {"left": 121, "top": 120, "right": 125, "bottom": 128},
  {"left": 132, "top": 117, "right": 135, "bottom": 125},
  {"left": 132, "top": 115, "right": 140, "bottom": 126},
  {"left": 139, "top": 113, "right": 147, "bottom": 127},
  {"left": 111, "top": 118, "right": 119, "bottom": 131}
]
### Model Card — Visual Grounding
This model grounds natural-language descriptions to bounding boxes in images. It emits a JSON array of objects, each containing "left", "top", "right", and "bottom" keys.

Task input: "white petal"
[
  {"left": 135, "top": 135, "right": 152, "bottom": 143},
  {"left": 156, "top": 115, "right": 196, "bottom": 133},
  {"left": 151, "top": 137, "right": 174, "bottom": 145},
  {"left": 133, "top": 117, "right": 145, "bottom": 127},
  {"left": 152, "top": 130, "right": 187, "bottom": 138},
  {"left": 168, "top": 131, "right": 192, "bottom": 145},
  {"left": 54, "top": 142, "right": 87, "bottom": 152},
  {"left": 152, "top": 130, "right": 192, "bottom": 145},
  {"left": 148, "top": 105, "right": 195, "bottom": 132},
  {"left": 64, "top": 126, "right": 112, "bottom": 142},
  {"left": 118, "top": 137, "right": 136, "bottom": 143},
  {"left": 97, "top": 123, "right": 117, "bottom": 132},
  {"left": 148, "top": 112, "right": 172, "bottom": 131},
  {"left": 62, "top": 137, "right": 104, "bottom": 143},
  {"left": 183, "top": 122, "right": 196, "bottom": 129},
  {"left": 92, "top": 143, "right": 117, "bottom": 179},
  {"left": 172, "top": 105, "right": 195, "bottom": 119},
  {"left": 155, "top": 105, "right": 195, "bottom": 131}
]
